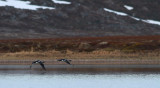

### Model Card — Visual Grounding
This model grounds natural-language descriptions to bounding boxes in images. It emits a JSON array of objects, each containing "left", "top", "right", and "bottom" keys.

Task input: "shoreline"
[
  {"left": 0, "top": 59, "right": 160, "bottom": 65},
  {"left": 0, "top": 59, "right": 160, "bottom": 71},
  {"left": 1, "top": 64, "right": 160, "bottom": 69},
  {"left": 1, "top": 64, "right": 160, "bottom": 72}
]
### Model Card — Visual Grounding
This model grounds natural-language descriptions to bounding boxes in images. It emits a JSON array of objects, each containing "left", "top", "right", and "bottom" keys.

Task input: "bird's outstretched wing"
[
  {"left": 65, "top": 60, "right": 71, "bottom": 65},
  {"left": 30, "top": 61, "right": 36, "bottom": 69},
  {"left": 30, "top": 64, "right": 32, "bottom": 69},
  {"left": 39, "top": 63, "right": 46, "bottom": 70}
]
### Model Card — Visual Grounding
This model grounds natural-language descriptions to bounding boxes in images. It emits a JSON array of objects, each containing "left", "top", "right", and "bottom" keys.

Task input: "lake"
[{"left": 0, "top": 69, "right": 160, "bottom": 88}]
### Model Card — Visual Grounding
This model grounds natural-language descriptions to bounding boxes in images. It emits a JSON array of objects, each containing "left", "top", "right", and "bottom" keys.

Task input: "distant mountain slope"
[{"left": 0, "top": 0, "right": 160, "bottom": 39}]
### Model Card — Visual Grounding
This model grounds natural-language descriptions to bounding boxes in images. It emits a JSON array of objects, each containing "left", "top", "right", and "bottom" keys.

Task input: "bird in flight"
[
  {"left": 57, "top": 59, "right": 72, "bottom": 65},
  {"left": 30, "top": 60, "right": 46, "bottom": 70}
]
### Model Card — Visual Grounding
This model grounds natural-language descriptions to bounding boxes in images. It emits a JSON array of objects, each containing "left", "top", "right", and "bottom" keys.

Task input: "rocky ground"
[{"left": 0, "top": 0, "right": 160, "bottom": 39}]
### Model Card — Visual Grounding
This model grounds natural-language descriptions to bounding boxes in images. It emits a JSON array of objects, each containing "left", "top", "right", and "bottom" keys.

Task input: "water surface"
[{"left": 0, "top": 70, "right": 159, "bottom": 88}]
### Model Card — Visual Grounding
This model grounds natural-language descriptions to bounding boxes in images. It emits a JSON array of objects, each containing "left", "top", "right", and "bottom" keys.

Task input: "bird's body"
[
  {"left": 30, "top": 60, "right": 46, "bottom": 70},
  {"left": 57, "top": 59, "right": 72, "bottom": 65}
]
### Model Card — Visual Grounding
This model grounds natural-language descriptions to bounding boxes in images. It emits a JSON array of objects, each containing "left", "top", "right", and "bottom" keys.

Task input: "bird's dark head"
[{"left": 57, "top": 59, "right": 62, "bottom": 61}]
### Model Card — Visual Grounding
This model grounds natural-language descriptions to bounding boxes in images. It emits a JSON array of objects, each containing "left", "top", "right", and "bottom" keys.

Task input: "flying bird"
[
  {"left": 30, "top": 60, "right": 46, "bottom": 70},
  {"left": 57, "top": 59, "right": 72, "bottom": 65}
]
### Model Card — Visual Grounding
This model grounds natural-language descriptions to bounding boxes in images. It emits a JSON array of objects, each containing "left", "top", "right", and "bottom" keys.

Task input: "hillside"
[{"left": 0, "top": 0, "right": 160, "bottom": 39}]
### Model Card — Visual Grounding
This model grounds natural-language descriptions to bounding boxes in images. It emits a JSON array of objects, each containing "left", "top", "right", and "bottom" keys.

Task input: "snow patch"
[
  {"left": 104, "top": 8, "right": 128, "bottom": 16},
  {"left": 52, "top": 0, "right": 71, "bottom": 4},
  {"left": 124, "top": 5, "right": 134, "bottom": 10},
  {"left": 104, "top": 7, "right": 160, "bottom": 26},
  {"left": 142, "top": 20, "right": 160, "bottom": 25},
  {"left": 0, "top": 0, "right": 55, "bottom": 10},
  {"left": 130, "top": 16, "right": 140, "bottom": 21}
]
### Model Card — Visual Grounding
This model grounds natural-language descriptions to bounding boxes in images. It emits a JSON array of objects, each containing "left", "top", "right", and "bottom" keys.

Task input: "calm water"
[{"left": 0, "top": 70, "right": 160, "bottom": 88}]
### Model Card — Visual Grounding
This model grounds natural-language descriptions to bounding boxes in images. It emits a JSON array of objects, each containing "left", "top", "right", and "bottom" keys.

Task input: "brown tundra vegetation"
[{"left": 0, "top": 36, "right": 160, "bottom": 60}]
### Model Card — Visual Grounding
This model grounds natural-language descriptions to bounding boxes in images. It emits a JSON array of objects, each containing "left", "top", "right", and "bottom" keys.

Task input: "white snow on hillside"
[
  {"left": 0, "top": 0, "right": 55, "bottom": 10},
  {"left": 52, "top": 0, "right": 71, "bottom": 4},
  {"left": 143, "top": 20, "right": 160, "bottom": 25},
  {"left": 130, "top": 16, "right": 140, "bottom": 21},
  {"left": 104, "top": 8, "right": 128, "bottom": 16},
  {"left": 124, "top": 5, "right": 134, "bottom": 10},
  {"left": 104, "top": 8, "right": 160, "bottom": 26}
]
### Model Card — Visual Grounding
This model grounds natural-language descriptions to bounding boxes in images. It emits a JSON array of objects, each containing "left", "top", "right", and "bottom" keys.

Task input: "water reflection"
[{"left": 0, "top": 69, "right": 160, "bottom": 88}]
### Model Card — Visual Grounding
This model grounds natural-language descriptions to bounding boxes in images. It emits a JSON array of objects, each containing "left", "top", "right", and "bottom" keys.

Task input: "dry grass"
[
  {"left": 1, "top": 36, "right": 160, "bottom": 60},
  {"left": 1, "top": 49, "right": 160, "bottom": 60}
]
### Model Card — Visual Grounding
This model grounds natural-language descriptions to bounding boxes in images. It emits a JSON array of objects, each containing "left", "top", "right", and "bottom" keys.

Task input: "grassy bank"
[
  {"left": 0, "top": 36, "right": 160, "bottom": 60},
  {"left": 0, "top": 50, "right": 160, "bottom": 60}
]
